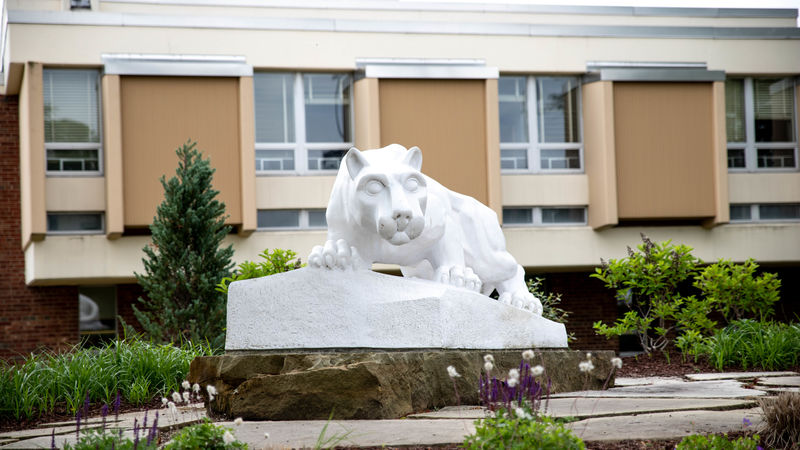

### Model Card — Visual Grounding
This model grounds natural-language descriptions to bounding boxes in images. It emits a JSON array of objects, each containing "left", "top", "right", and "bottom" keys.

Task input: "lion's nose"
[{"left": 393, "top": 210, "right": 411, "bottom": 231}]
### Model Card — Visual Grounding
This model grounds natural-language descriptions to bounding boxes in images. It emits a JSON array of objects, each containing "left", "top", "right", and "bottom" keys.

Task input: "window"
[
  {"left": 47, "top": 212, "right": 104, "bottom": 234},
  {"left": 79, "top": 286, "right": 116, "bottom": 346},
  {"left": 70, "top": 0, "right": 92, "bottom": 9},
  {"left": 44, "top": 69, "right": 102, "bottom": 174},
  {"left": 499, "top": 76, "right": 582, "bottom": 173},
  {"left": 726, "top": 77, "right": 797, "bottom": 171},
  {"left": 257, "top": 209, "right": 327, "bottom": 230},
  {"left": 254, "top": 72, "right": 352, "bottom": 174},
  {"left": 502, "top": 206, "right": 587, "bottom": 226},
  {"left": 729, "top": 203, "right": 800, "bottom": 222}
]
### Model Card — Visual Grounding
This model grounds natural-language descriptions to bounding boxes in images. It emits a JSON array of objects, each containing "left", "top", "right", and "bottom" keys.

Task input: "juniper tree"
[{"left": 130, "top": 140, "right": 234, "bottom": 349}]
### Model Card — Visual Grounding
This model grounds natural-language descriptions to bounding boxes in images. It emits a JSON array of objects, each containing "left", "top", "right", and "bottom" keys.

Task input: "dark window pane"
[
  {"left": 500, "top": 149, "right": 528, "bottom": 170},
  {"left": 47, "top": 213, "right": 103, "bottom": 232},
  {"left": 727, "top": 149, "right": 746, "bottom": 168},
  {"left": 537, "top": 77, "right": 580, "bottom": 143},
  {"left": 541, "top": 149, "right": 580, "bottom": 170},
  {"left": 503, "top": 208, "right": 532, "bottom": 224},
  {"left": 753, "top": 78, "right": 795, "bottom": 143},
  {"left": 46, "top": 149, "right": 99, "bottom": 172},
  {"left": 304, "top": 74, "right": 351, "bottom": 143},
  {"left": 308, "top": 149, "right": 346, "bottom": 171},
  {"left": 759, "top": 204, "right": 800, "bottom": 220},
  {"left": 499, "top": 76, "right": 528, "bottom": 143},
  {"left": 541, "top": 207, "right": 585, "bottom": 224},
  {"left": 254, "top": 73, "right": 295, "bottom": 143},
  {"left": 729, "top": 204, "right": 752, "bottom": 221},
  {"left": 308, "top": 210, "right": 327, "bottom": 228},
  {"left": 757, "top": 148, "right": 796, "bottom": 168},
  {"left": 257, "top": 210, "right": 300, "bottom": 228}
]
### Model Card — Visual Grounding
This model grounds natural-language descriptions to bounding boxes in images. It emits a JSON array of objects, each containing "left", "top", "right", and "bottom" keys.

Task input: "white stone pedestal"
[{"left": 225, "top": 268, "right": 568, "bottom": 351}]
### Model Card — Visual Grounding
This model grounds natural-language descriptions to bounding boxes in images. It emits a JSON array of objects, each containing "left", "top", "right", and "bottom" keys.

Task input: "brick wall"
[
  {"left": 0, "top": 95, "right": 79, "bottom": 361},
  {"left": 537, "top": 271, "right": 620, "bottom": 352},
  {"left": 116, "top": 283, "right": 144, "bottom": 336}
]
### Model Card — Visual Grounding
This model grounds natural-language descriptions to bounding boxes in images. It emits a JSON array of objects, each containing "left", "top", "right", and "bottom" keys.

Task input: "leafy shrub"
[
  {"left": 216, "top": 248, "right": 303, "bottom": 294},
  {"left": 704, "top": 319, "right": 800, "bottom": 371},
  {"left": 527, "top": 278, "right": 575, "bottom": 342},
  {"left": 64, "top": 415, "right": 160, "bottom": 450},
  {"left": 591, "top": 234, "right": 710, "bottom": 353},
  {"left": 464, "top": 411, "right": 584, "bottom": 450},
  {"left": 760, "top": 392, "right": 800, "bottom": 449},
  {"left": 131, "top": 140, "right": 234, "bottom": 350},
  {"left": 0, "top": 339, "right": 208, "bottom": 420},
  {"left": 694, "top": 259, "right": 780, "bottom": 323},
  {"left": 164, "top": 419, "right": 247, "bottom": 449},
  {"left": 675, "top": 433, "right": 761, "bottom": 449}
]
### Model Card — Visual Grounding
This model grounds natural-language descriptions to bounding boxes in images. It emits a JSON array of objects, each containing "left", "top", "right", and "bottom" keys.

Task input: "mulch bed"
[{"left": 616, "top": 349, "right": 717, "bottom": 378}]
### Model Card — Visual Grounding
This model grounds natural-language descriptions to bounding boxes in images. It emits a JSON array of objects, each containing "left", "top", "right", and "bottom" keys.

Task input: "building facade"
[{"left": 2, "top": 0, "right": 799, "bottom": 359}]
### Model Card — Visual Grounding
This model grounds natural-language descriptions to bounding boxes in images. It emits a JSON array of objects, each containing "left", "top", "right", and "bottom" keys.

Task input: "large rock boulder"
[{"left": 189, "top": 349, "right": 616, "bottom": 420}]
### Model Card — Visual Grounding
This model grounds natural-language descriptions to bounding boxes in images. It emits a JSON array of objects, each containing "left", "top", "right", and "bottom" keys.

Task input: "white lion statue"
[{"left": 308, "top": 144, "right": 542, "bottom": 315}]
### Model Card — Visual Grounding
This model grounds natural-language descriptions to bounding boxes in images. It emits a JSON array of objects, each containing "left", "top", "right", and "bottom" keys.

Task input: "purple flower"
[
  {"left": 101, "top": 404, "right": 109, "bottom": 431},
  {"left": 742, "top": 417, "right": 752, "bottom": 428},
  {"left": 114, "top": 391, "right": 121, "bottom": 421}
]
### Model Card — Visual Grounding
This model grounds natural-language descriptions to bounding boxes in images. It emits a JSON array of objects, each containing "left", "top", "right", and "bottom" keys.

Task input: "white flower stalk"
[
  {"left": 222, "top": 431, "right": 235, "bottom": 445},
  {"left": 181, "top": 380, "right": 191, "bottom": 390},
  {"left": 264, "top": 432, "right": 270, "bottom": 439},
  {"left": 483, "top": 354, "right": 494, "bottom": 363},
  {"left": 514, "top": 407, "right": 532, "bottom": 419},
  {"left": 586, "top": 352, "right": 592, "bottom": 360},
  {"left": 192, "top": 383, "right": 201, "bottom": 393},
  {"left": 508, "top": 377, "right": 518, "bottom": 387},
  {"left": 484, "top": 361, "right": 494, "bottom": 372},
  {"left": 611, "top": 357, "right": 623, "bottom": 369},
  {"left": 522, "top": 349, "right": 535, "bottom": 361},
  {"left": 207, "top": 384, "right": 218, "bottom": 401},
  {"left": 234, "top": 417, "right": 244, "bottom": 426},
  {"left": 182, "top": 391, "right": 190, "bottom": 404},
  {"left": 579, "top": 360, "right": 595, "bottom": 373},
  {"left": 508, "top": 368, "right": 520, "bottom": 387},
  {"left": 171, "top": 391, "right": 181, "bottom": 404},
  {"left": 167, "top": 401, "right": 178, "bottom": 419},
  {"left": 161, "top": 397, "right": 168, "bottom": 407},
  {"left": 531, "top": 365, "right": 544, "bottom": 377},
  {"left": 447, "top": 365, "right": 461, "bottom": 378}
]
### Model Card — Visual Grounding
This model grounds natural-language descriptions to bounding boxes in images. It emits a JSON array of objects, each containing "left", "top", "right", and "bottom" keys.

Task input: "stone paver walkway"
[{"left": 1, "top": 372, "right": 795, "bottom": 449}]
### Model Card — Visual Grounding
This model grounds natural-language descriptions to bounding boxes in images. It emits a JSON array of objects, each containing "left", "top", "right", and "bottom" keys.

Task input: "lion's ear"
[
  {"left": 404, "top": 146, "right": 423, "bottom": 171},
  {"left": 345, "top": 147, "right": 368, "bottom": 180}
]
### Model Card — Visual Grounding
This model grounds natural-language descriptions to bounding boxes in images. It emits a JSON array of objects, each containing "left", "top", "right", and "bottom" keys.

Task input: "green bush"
[
  {"left": 0, "top": 339, "right": 208, "bottom": 420},
  {"left": 705, "top": 319, "right": 800, "bottom": 371},
  {"left": 464, "top": 409, "right": 584, "bottom": 450},
  {"left": 676, "top": 433, "right": 760, "bottom": 449},
  {"left": 64, "top": 426, "right": 159, "bottom": 450},
  {"left": 694, "top": 259, "right": 780, "bottom": 323},
  {"left": 131, "top": 140, "right": 234, "bottom": 350},
  {"left": 591, "top": 234, "right": 710, "bottom": 353},
  {"left": 217, "top": 248, "right": 303, "bottom": 294},
  {"left": 527, "top": 278, "right": 575, "bottom": 342},
  {"left": 164, "top": 419, "right": 247, "bottom": 449}
]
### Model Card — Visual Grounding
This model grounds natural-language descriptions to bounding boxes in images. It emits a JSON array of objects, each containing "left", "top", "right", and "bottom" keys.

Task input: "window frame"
[
  {"left": 727, "top": 77, "right": 799, "bottom": 173},
  {"left": 46, "top": 212, "right": 105, "bottom": 235},
  {"left": 43, "top": 68, "right": 104, "bottom": 177},
  {"left": 256, "top": 209, "right": 328, "bottom": 231},
  {"left": 254, "top": 72, "right": 354, "bottom": 176},
  {"left": 500, "top": 75, "right": 584, "bottom": 175},
  {"left": 501, "top": 206, "right": 588, "bottom": 227}
]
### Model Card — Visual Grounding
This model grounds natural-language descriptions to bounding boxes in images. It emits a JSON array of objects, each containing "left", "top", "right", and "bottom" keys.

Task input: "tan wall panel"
[
  {"left": 582, "top": 81, "right": 618, "bottom": 229},
  {"left": 614, "top": 83, "right": 716, "bottom": 219},
  {"left": 255, "top": 176, "right": 335, "bottom": 209},
  {"left": 707, "top": 81, "right": 730, "bottom": 226},
  {"left": 19, "top": 62, "right": 46, "bottom": 249},
  {"left": 502, "top": 174, "right": 588, "bottom": 206},
  {"left": 729, "top": 173, "right": 800, "bottom": 204},
  {"left": 46, "top": 177, "right": 105, "bottom": 211},
  {"left": 379, "top": 79, "right": 489, "bottom": 205},
  {"left": 354, "top": 77, "right": 381, "bottom": 150},
  {"left": 120, "top": 76, "right": 242, "bottom": 227},
  {"left": 102, "top": 74, "right": 124, "bottom": 238},
  {"left": 484, "top": 78, "right": 502, "bottom": 217},
  {"left": 238, "top": 76, "right": 257, "bottom": 235}
]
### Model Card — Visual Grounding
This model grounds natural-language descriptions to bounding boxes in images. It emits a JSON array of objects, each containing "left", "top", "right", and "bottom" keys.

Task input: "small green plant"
[
  {"left": 694, "top": 258, "right": 780, "bottom": 323},
  {"left": 704, "top": 320, "right": 800, "bottom": 371},
  {"left": 464, "top": 409, "right": 584, "bottom": 449},
  {"left": 164, "top": 419, "right": 247, "bottom": 449},
  {"left": 760, "top": 392, "right": 800, "bottom": 449},
  {"left": 216, "top": 248, "right": 303, "bottom": 294},
  {"left": 675, "top": 433, "right": 761, "bottom": 449},
  {"left": 591, "top": 234, "right": 710, "bottom": 354},
  {"left": 527, "top": 278, "right": 575, "bottom": 342}
]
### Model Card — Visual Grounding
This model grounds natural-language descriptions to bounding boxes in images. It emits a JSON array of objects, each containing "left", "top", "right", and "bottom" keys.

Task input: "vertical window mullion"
[
  {"left": 294, "top": 73, "right": 307, "bottom": 173},
  {"left": 527, "top": 76, "right": 540, "bottom": 172},
  {"left": 743, "top": 78, "right": 757, "bottom": 170},
  {"left": 299, "top": 210, "right": 309, "bottom": 229},
  {"left": 532, "top": 207, "right": 542, "bottom": 225}
]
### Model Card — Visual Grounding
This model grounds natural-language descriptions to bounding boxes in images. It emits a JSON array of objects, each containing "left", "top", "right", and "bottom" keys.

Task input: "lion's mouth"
[{"left": 378, "top": 215, "right": 425, "bottom": 245}]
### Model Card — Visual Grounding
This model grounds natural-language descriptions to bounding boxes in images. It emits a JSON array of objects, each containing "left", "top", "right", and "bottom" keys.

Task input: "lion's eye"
[
  {"left": 366, "top": 180, "right": 384, "bottom": 195},
  {"left": 404, "top": 177, "right": 420, "bottom": 192}
]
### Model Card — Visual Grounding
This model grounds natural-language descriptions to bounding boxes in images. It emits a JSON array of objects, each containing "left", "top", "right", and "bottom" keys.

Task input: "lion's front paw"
[
  {"left": 308, "top": 239, "right": 365, "bottom": 271},
  {"left": 434, "top": 265, "right": 483, "bottom": 292},
  {"left": 499, "top": 291, "right": 543, "bottom": 316}
]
